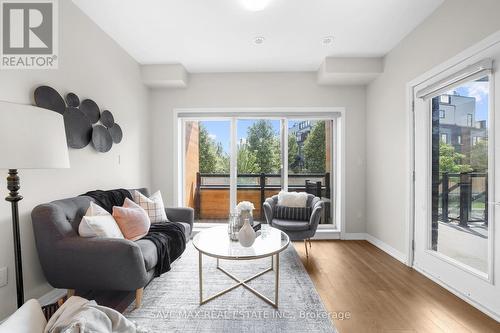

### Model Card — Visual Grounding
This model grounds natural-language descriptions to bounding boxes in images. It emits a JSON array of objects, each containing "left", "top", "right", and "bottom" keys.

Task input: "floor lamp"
[{"left": 0, "top": 101, "right": 70, "bottom": 308}]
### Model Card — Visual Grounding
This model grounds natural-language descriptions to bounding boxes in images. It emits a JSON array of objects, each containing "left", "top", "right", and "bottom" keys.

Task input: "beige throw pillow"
[
  {"left": 133, "top": 190, "right": 168, "bottom": 223},
  {"left": 78, "top": 202, "right": 124, "bottom": 239}
]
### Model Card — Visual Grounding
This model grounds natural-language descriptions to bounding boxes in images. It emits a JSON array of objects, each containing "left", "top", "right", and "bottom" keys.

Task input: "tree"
[
  {"left": 303, "top": 121, "right": 326, "bottom": 173},
  {"left": 469, "top": 139, "right": 488, "bottom": 172},
  {"left": 288, "top": 134, "right": 300, "bottom": 173},
  {"left": 199, "top": 124, "right": 229, "bottom": 173},
  {"left": 247, "top": 120, "right": 280, "bottom": 173},
  {"left": 439, "top": 142, "right": 472, "bottom": 173},
  {"left": 237, "top": 146, "right": 258, "bottom": 173}
]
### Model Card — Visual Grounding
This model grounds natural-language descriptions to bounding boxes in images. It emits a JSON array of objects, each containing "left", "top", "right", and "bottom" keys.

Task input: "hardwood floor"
[{"left": 293, "top": 240, "right": 500, "bottom": 333}]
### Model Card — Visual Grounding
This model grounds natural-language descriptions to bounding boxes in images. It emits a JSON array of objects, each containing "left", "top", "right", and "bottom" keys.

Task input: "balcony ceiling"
[{"left": 73, "top": 0, "right": 443, "bottom": 73}]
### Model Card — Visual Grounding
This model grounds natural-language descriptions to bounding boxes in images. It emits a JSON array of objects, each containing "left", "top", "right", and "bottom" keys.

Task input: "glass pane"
[
  {"left": 431, "top": 76, "right": 489, "bottom": 274},
  {"left": 237, "top": 119, "right": 281, "bottom": 221},
  {"left": 184, "top": 120, "right": 231, "bottom": 223},
  {"left": 287, "top": 120, "right": 334, "bottom": 225}
]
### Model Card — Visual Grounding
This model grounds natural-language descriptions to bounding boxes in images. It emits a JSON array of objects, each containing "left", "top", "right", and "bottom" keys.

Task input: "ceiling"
[{"left": 73, "top": 0, "right": 443, "bottom": 73}]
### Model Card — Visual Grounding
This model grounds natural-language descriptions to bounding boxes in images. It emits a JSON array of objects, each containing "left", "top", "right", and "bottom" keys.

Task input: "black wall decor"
[{"left": 34, "top": 85, "right": 123, "bottom": 153}]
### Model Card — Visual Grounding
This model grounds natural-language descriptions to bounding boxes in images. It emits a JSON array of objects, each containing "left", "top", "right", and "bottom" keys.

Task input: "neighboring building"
[
  {"left": 438, "top": 93, "right": 487, "bottom": 159},
  {"left": 288, "top": 120, "right": 318, "bottom": 153}
]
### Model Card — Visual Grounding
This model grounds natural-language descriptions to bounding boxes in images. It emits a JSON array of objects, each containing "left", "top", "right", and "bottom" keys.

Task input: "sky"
[
  {"left": 201, "top": 119, "right": 288, "bottom": 153},
  {"left": 447, "top": 78, "right": 489, "bottom": 122}
]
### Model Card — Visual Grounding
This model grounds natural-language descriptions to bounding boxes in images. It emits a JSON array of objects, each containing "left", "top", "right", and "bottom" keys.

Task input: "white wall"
[
  {"left": 366, "top": 0, "right": 500, "bottom": 255},
  {"left": 149, "top": 72, "right": 366, "bottom": 234},
  {"left": 0, "top": 1, "right": 150, "bottom": 318}
]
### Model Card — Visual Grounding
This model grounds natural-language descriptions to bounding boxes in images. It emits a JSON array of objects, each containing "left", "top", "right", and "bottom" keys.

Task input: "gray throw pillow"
[{"left": 274, "top": 205, "right": 312, "bottom": 221}]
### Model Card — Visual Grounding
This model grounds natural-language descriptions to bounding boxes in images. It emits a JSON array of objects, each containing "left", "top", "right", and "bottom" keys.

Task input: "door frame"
[
  {"left": 406, "top": 30, "right": 500, "bottom": 320},
  {"left": 173, "top": 107, "right": 346, "bottom": 236}
]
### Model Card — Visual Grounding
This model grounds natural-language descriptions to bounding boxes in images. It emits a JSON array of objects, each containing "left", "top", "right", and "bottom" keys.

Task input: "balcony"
[{"left": 191, "top": 172, "right": 332, "bottom": 224}]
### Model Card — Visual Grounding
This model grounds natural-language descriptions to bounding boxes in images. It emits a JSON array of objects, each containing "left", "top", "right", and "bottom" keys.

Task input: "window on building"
[
  {"left": 439, "top": 110, "right": 445, "bottom": 118},
  {"left": 457, "top": 135, "right": 462, "bottom": 145},
  {"left": 440, "top": 95, "right": 450, "bottom": 104},
  {"left": 440, "top": 133, "right": 448, "bottom": 143},
  {"left": 467, "top": 114, "right": 473, "bottom": 127}
]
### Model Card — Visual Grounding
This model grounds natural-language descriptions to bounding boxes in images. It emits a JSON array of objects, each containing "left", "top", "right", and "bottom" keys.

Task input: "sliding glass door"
[{"left": 181, "top": 115, "right": 337, "bottom": 227}]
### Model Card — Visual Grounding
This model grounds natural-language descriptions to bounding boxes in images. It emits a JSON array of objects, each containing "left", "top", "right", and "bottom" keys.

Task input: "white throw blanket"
[{"left": 44, "top": 296, "right": 147, "bottom": 333}]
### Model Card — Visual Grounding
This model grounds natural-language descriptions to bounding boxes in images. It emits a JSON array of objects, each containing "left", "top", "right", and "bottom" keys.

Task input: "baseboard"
[
  {"left": 413, "top": 266, "right": 500, "bottom": 322},
  {"left": 342, "top": 232, "right": 366, "bottom": 240},
  {"left": 364, "top": 234, "right": 408, "bottom": 264}
]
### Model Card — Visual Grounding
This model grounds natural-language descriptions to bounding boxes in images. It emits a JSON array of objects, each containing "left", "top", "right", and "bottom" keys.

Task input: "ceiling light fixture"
[
  {"left": 240, "top": 0, "right": 273, "bottom": 12},
  {"left": 322, "top": 36, "right": 334, "bottom": 45},
  {"left": 253, "top": 36, "right": 265, "bottom": 45}
]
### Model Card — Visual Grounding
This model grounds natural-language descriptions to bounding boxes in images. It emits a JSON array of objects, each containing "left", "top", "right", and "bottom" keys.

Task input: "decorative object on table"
[
  {"left": 34, "top": 85, "right": 124, "bottom": 153},
  {"left": 63, "top": 107, "right": 92, "bottom": 149},
  {"left": 91, "top": 125, "right": 113, "bottom": 153},
  {"left": 236, "top": 201, "right": 255, "bottom": 226},
  {"left": 100, "top": 110, "right": 114, "bottom": 128},
  {"left": 33, "top": 86, "right": 66, "bottom": 115},
  {"left": 0, "top": 101, "right": 70, "bottom": 308},
  {"left": 65, "top": 92, "right": 80, "bottom": 108},
  {"left": 238, "top": 218, "right": 256, "bottom": 247},
  {"left": 227, "top": 213, "right": 240, "bottom": 240}
]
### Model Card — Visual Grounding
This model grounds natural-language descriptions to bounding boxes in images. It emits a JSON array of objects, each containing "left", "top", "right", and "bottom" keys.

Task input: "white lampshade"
[{"left": 0, "top": 101, "right": 70, "bottom": 169}]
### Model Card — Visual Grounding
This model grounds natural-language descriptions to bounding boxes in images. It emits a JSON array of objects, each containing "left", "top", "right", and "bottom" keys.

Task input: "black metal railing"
[{"left": 440, "top": 172, "right": 487, "bottom": 227}]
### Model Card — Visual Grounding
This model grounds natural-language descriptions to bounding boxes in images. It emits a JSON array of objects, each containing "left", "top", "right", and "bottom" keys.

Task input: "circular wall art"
[
  {"left": 63, "top": 107, "right": 92, "bottom": 149},
  {"left": 92, "top": 125, "right": 113, "bottom": 153},
  {"left": 100, "top": 110, "right": 114, "bottom": 128},
  {"left": 109, "top": 123, "right": 123, "bottom": 144},
  {"left": 34, "top": 86, "right": 66, "bottom": 114},
  {"left": 65, "top": 93, "right": 80, "bottom": 108},
  {"left": 80, "top": 99, "right": 100, "bottom": 124}
]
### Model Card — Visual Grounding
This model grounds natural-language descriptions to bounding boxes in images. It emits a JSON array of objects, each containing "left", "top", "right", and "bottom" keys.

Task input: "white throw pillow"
[
  {"left": 133, "top": 190, "right": 168, "bottom": 223},
  {"left": 277, "top": 191, "right": 308, "bottom": 208},
  {"left": 78, "top": 202, "right": 124, "bottom": 239}
]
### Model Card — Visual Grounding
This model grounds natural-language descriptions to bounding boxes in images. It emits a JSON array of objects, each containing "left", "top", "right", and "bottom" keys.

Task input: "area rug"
[{"left": 124, "top": 242, "right": 336, "bottom": 333}]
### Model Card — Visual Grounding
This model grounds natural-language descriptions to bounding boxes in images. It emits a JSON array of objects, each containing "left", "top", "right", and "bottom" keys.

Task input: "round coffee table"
[{"left": 193, "top": 225, "right": 289, "bottom": 308}]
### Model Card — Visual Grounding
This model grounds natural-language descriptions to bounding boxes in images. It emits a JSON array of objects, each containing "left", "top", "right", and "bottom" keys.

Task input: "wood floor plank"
[{"left": 293, "top": 240, "right": 500, "bottom": 333}]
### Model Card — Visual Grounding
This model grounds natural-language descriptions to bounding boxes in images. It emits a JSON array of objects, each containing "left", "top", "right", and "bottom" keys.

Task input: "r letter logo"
[{"left": 1, "top": 0, "right": 58, "bottom": 69}]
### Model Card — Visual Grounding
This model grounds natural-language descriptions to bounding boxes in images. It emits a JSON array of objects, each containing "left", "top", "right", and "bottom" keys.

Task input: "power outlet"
[{"left": 0, "top": 267, "right": 7, "bottom": 287}]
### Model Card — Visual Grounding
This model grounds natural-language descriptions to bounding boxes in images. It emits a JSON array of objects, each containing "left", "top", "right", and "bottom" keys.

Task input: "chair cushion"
[
  {"left": 272, "top": 219, "right": 310, "bottom": 231},
  {"left": 136, "top": 222, "right": 191, "bottom": 271},
  {"left": 274, "top": 205, "right": 312, "bottom": 221}
]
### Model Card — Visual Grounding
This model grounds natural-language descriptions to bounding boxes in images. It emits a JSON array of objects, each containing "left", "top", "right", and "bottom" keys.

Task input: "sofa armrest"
[
  {"left": 263, "top": 198, "right": 276, "bottom": 224},
  {"left": 0, "top": 299, "right": 46, "bottom": 333},
  {"left": 47, "top": 237, "right": 148, "bottom": 291},
  {"left": 166, "top": 207, "right": 194, "bottom": 230},
  {"left": 309, "top": 200, "right": 324, "bottom": 231}
]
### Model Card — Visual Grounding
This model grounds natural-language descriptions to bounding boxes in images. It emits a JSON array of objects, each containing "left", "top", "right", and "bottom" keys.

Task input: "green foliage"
[
  {"left": 288, "top": 134, "right": 300, "bottom": 173},
  {"left": 246, "top": 120, "right": 281, "bottom": 173},
  {"left": 237, "top": 146, "right": 258, "bottom": 173},
  {"left": 198, "top": 124, "right": 229, "bottom": 173},
  {"left": 439, "top": 142, "right": 472, "bottom": 173},
  {"left": 470, "top": 139, "right": 488, "bottom": 172},
  {"left": 303, "top": 121, "right": 326, "bottom": 173}
]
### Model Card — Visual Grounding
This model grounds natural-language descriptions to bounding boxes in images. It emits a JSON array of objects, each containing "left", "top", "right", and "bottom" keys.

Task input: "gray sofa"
[
  {"left": 263, "top": 194, "right": 323, "bottom": 257},
  {"left": 31, "top": 188, "right": 193, "bottom": 308}
]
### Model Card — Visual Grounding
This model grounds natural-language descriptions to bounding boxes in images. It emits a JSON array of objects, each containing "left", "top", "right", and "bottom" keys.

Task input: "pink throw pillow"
[{"left": 112, "top": 198, "right": 151, "bottom": 241}]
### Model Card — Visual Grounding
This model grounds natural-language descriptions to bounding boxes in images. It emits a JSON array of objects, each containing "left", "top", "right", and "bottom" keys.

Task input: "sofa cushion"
[
  {"left": 272, "top": 219, "right": 310, "bottom": 231},
  {"left": 136, "top": 222, "right": 191, "bottom": 271},
  {"left": 136, "top": 239, "right": 158, "bottom": 271}
]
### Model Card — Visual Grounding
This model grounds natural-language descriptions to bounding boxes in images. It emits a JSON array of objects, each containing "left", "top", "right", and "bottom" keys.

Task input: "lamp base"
[{"left": 5, "top": 169, "right": 24, "bottom": 308}]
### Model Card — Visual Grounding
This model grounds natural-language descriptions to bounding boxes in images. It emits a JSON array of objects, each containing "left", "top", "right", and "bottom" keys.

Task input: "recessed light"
[
  {"left": 322, "top": 36, "right": 334, "bottom": 45},
  {"left": 253, "top": 36, "right": 265, "bottom": 45},
  {"left": 240, "top": 0, "right": 273, "bottom": 12}
]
